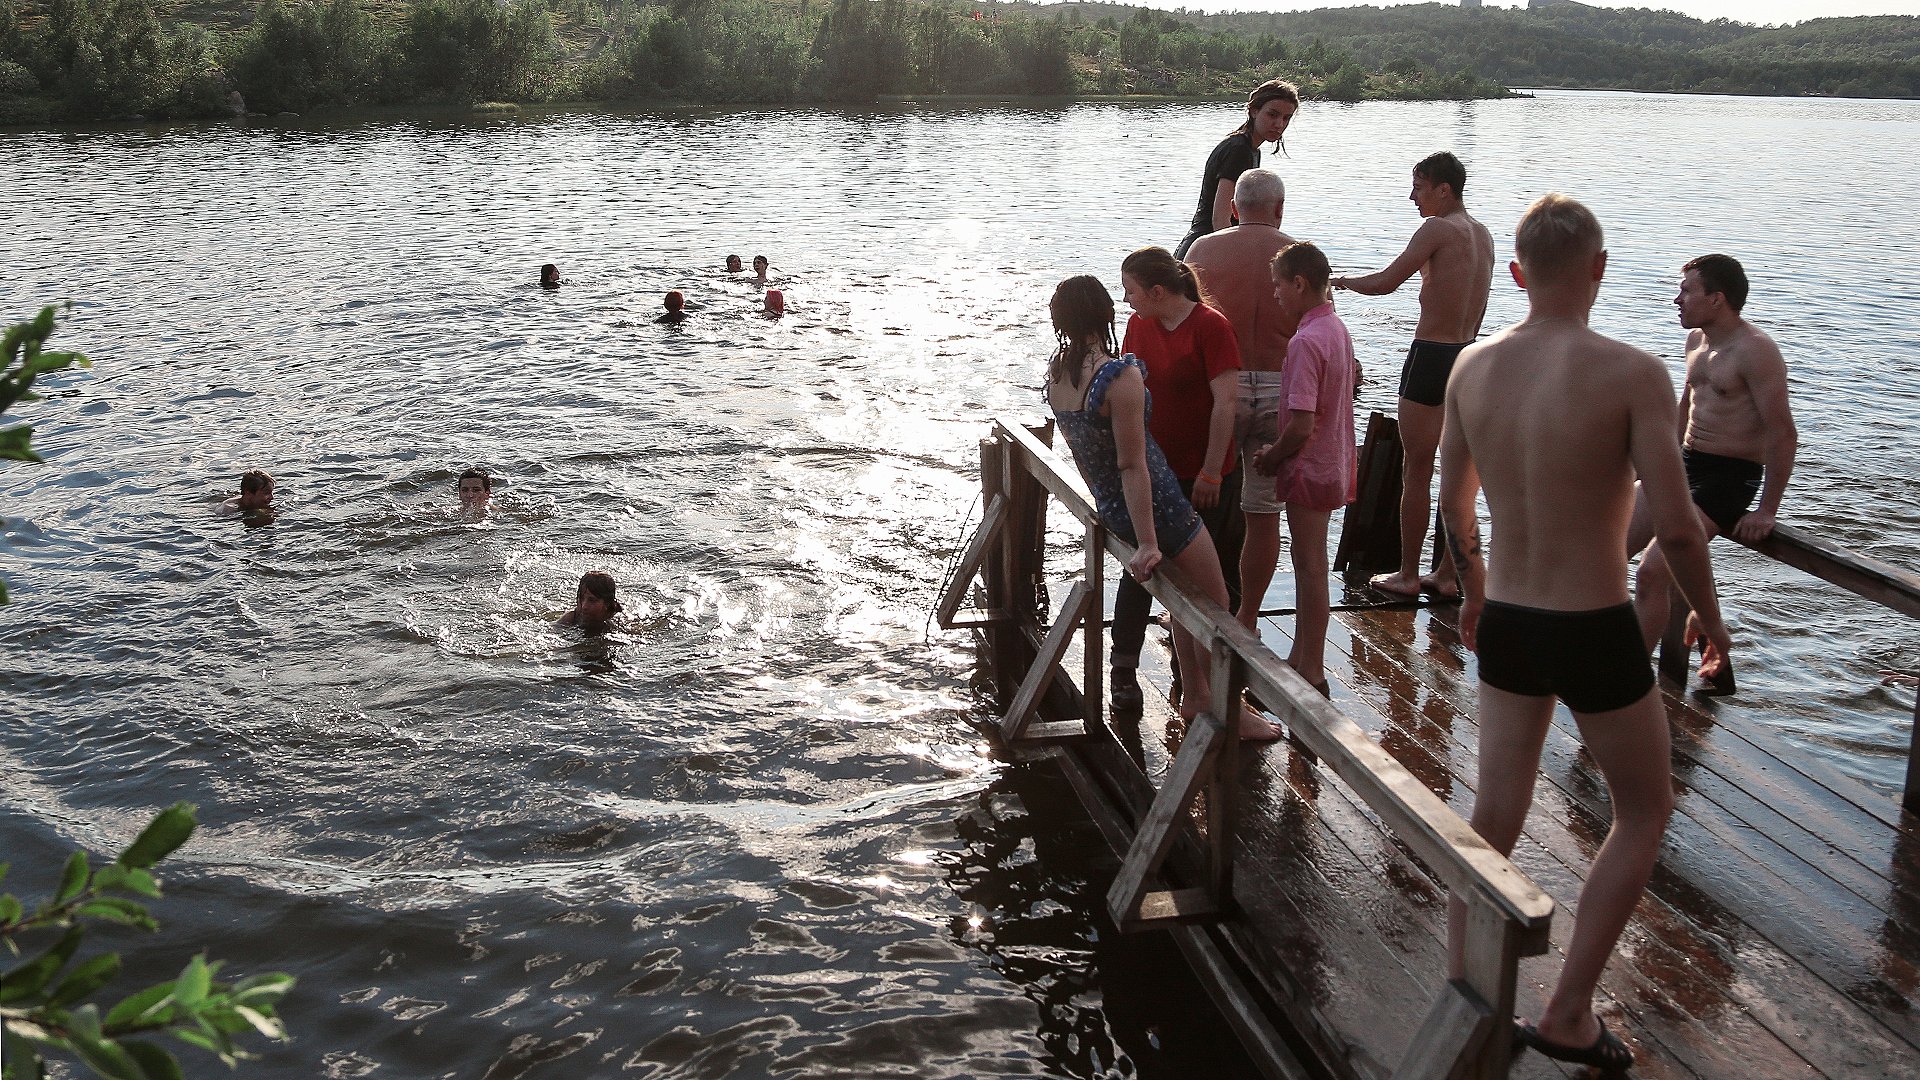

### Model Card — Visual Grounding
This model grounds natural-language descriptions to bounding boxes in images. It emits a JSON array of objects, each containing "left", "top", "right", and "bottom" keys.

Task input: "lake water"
[{"left": 3, "top": 91, "right": 1916, "bottom": 1078}]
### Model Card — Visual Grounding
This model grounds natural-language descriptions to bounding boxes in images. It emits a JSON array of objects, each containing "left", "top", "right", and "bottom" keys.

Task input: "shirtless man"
[
  {"left": 219, "top": 470, "right": 274, "bottom": 517},
  {"left": 1334, "top": 151, "right": 1493, "bottom": 600},
  {"left": 1626, "top": 253, "right": 1796, "bottom": 656},
  {"left": 1185, "top": 168, "right": 1297, "bottom": 632},
  {"left": 1438, "top": 194, "right": 1732, "bottom": 1071}
]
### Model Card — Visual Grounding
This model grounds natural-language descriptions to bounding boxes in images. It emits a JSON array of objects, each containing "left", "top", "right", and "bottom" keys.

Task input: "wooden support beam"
[
  {"left": 1456, "top": 891, "right": 1524, "bottom": 1079},
  {"left": 1108, "top": 712, "right": 1227, "bottom": 932},
  {"left": 1742, "top": 522, "right": 1920, "bottom": 619},
  {"left": 933, "top": 494, "right": 1007, "bottom": 629},
  {"left": 1000, "top": 581, "right": 1094, "bottom": 743},
  {"left": 1083, "top": 520, "right": 1105, "bottom": 732},
  {"left": 1207, "top": 639, "right": 1243, "bottom": 904},
  {"left": 1906, "top": 688, "right": 1920, "bottom": 817},
  {"left": 1390, "top": 980, "right": 1495, "bottom": 1080}
]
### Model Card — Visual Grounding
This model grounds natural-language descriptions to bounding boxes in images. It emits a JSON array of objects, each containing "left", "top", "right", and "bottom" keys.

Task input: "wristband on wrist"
[{"left": 1197, "top": 471, "right": 1221, "bottom": 485}]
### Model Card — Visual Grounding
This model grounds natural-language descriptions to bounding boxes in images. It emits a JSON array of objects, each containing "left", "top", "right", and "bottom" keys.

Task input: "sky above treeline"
[{"left": 1143, "top": 1, "right": 1920, "bottom": 28}]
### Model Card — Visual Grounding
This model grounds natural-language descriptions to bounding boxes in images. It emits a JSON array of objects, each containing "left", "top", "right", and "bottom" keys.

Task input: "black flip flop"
[{"left": 1514, "top": 1019, "right": 1634, "bottom": 1072}]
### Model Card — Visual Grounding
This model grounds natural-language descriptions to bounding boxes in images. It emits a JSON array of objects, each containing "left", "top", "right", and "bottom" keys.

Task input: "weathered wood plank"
[
  {"left": 999, "top": 581, "right": 1093, "bottom": 742},
  {"left": 1336, "top": 602, "right": 1920, "bottom": 1071},
  {"left": 1109, "top": 712, "right": 1227, "bottom": 929},
  {"left": 1740, "top": 523, "right": 1920, "bottom": 621},
  {"left": 935, "top": 493, "right": 1007, "bottom": 628},
  {"left": 1390, "top": 981, "right": 1493, "bottom": 1080}
]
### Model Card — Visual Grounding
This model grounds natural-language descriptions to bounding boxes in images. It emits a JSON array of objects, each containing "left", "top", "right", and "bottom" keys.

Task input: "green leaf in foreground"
[{"left": 115, "top": 805, "right": 195, "bottom": 871}]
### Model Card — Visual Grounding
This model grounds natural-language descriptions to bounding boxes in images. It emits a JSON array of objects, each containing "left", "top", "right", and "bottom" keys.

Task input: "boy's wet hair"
[
  {"left": 1272, "top": 241, "right": 1332, "bottom": 293},
  {"left": 239, "top": 470, "right": 273, "bottom": 494},
  {"left": 579, "top": 571, "right": 623, "bottom": 614}
]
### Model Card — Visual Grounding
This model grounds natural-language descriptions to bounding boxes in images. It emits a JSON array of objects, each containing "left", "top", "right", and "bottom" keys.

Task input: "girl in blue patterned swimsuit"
[{"left": 1045, "top": 276, "right": 1281, "bottom": 740}]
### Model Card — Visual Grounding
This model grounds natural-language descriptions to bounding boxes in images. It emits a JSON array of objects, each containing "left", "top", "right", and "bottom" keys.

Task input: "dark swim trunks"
[
  {"left": 1397, "top": 339, "right": 1470, "bottom": 407},
  {"left": 1475, "top": 601, "right": 1655, "bottom": 714},
  {"left": 1683, "top": 447, "right": 1763, "bottom": 535}
]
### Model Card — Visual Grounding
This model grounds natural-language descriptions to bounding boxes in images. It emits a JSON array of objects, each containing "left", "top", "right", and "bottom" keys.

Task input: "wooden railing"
[
  {"left": 1655, "top": 522, "right": 1920, "bottom": 814},
  {"left": 941, "top": 418, "right": 1556, "bottom": 1080}
]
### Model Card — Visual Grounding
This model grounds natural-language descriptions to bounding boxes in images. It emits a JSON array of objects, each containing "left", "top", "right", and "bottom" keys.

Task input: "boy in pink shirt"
[{"left": 1254, "top": 242, "right": 1358, "bottom": 693}]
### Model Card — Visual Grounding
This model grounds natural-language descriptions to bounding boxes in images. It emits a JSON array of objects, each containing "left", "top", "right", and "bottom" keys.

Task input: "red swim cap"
[
  {"left": 665, "top": 290, "right": 685, "bottom": 310},
  {"left": 765, "top": 289, "right": 784, "bottom": 313}
]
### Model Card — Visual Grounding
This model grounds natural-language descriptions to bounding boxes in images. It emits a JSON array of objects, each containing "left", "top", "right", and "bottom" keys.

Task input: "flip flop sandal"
[{"left": 1514, "top": 1019, "right": 1634, "bottom": 1072}]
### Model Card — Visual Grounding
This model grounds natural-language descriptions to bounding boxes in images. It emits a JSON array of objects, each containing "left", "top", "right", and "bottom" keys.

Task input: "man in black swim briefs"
[
  {"left": 1625, "top": 253, "right": 1797, "bottom": 656},
  {"left": 1332, "top": 152, "right": 1494, "bottom": 600},
  {"left": 1438, "top": 195, "right": 1732, "bottom": 1072}
]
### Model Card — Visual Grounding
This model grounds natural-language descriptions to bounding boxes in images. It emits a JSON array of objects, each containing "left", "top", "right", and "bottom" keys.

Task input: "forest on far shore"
[{"left": 2, "top": 0, "right": 1912, "bottom": 125}]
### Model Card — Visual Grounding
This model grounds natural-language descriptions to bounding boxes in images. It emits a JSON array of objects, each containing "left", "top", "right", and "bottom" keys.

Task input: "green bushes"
[
  {"left": 0, "top": 0, "right": 1522, "bottom": 123},
  {"left": 228, "top": 0, "right": 384, "bottom": 114}
]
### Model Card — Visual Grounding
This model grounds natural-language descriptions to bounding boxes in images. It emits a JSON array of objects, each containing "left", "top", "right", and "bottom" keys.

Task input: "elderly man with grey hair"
[{"left": 1185, "top": 168, "right": 1301, "bottom": 634}]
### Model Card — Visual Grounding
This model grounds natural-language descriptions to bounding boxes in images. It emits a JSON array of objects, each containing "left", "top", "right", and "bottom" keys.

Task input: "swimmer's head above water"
[
  {"left": 458, "top": 467, "right": 491, "bottom": 510},
  {"left": 726, "top": 255, "right": 743, "bottom": 273},
  {"left": 563, "top": 571, "right": 624, "bottom": 634},
  {"left": 540, "top": 263, "right": 561, "bottom": 288}
]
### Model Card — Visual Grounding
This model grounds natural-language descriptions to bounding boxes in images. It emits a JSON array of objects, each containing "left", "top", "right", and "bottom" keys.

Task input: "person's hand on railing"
[
  {"left": 1732, "top": 509, "right": 1777, "bottom": 544},
  {"left": 1129, "top": 543, "right": 1163, "bottom": 581}
]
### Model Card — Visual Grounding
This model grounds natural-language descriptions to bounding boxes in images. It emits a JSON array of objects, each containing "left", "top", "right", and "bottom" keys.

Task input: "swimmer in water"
[
  {"left": 658, "top": 290, "right": 689, "bottom": 324},
  {"left": 726, "top": 254, "right": 743, "bottom": 273},
  {"left": 752, "top": 255, "right": 770, "bottom": 284},
  {"left": 457, "top": 467, "right": 491, "bottom": 512},
  {"left": 558, "top": 571, "right": 623, "bottom": 634},
  {"left": 763, "top": 289, "right": 784, "bottom": 317},
  {"left": 219, "top": 469, "right": 275, "bottom": 517},
  {"left": 540, "top": 264, "right": 561, "bottom": 289}
]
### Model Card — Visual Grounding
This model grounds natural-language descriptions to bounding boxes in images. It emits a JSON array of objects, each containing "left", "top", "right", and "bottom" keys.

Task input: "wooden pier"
[{"left": 945, "top": 417, "right": 1920, "bottom": 1079}]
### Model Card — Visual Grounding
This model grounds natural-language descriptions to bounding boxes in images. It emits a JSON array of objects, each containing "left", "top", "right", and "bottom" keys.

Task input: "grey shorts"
[{"left": 1236, "top": 370, "right": 1287, "bottom": 515}]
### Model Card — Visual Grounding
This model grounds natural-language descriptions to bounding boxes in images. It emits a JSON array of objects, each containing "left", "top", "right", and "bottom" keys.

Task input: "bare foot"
[
  {"left": 1238, "top": 705, "right": 1284, "bottom": 742},
  {"left": 1369, "top": 571, "right": 1422, "bottom": 598},
  {"left": 1418, "top": 573, "right": 1460, "bottom": 601}
]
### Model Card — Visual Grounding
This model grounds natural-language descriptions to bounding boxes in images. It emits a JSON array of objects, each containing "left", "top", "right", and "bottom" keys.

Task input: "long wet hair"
[
  {"left": 1048, "top": 276, "right": 1119, "bottom": 391},
  {"left": 1232, "top": 79, "right": 1299, "bottom": 155},
  {"left": 1120, "top": 247, "right": 1207, "bottom": 307}
]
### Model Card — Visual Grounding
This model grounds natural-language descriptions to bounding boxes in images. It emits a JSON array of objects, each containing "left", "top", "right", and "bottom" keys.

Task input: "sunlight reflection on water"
[{"left": 2, "top": 93, "right": 1916, "bottom": 1078}]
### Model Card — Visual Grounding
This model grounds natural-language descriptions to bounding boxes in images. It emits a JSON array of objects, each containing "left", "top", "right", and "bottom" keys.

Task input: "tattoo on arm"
[{"left": 1444, "top": 525, "right": 1481, "bottom": 580}]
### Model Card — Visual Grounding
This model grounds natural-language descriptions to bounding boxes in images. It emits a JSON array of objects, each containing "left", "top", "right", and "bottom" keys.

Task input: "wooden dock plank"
[{"left": 1327, "top": 599, "right": 1919, "bottom": 1074}]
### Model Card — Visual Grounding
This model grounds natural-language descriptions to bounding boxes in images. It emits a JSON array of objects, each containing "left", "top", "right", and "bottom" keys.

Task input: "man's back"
[
  {"left": 1188, "top": 224, "right": 1296, "bottom": 371},
  {"left": 1448, "top": 319, "right": 1676, "bottom": 611},
  {"left": 1416, "top": 211, "right": 1495, "bottom": 343}
]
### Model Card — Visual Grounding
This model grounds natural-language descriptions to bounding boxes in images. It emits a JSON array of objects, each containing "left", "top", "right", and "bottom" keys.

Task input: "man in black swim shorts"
[
  {"left": 1438, "top": 195, "right": 1732, "bottom": 1072},
  {"left": 1625, "top": 253, "right": 1797, "bottom": 655},
  {"left": 1332, "top": 152, "right": 1494, "bottom": 600}
]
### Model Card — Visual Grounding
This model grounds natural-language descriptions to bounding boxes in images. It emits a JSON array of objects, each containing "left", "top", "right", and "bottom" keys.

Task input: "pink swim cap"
[{"left": 765, "top": 289, "right": 784, "bottom": 313}]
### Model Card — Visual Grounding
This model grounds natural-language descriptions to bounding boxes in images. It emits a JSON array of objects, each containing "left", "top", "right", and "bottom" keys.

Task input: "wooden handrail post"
[
  {"left": 1905, "top": 688, "right": 1920, "bottom": 817},
  {"left": 979, "top": 435, "right": 1015, "bottom": 702},
  {"left": 1208, "top": 637, "right": 1243, "bottom": 904},
  {"left": 1459, "top": 890, "right": 1523, "bottom": 1078},
  {"left": 1084, "top": 520, "right": 1105, "bottom": 731}
]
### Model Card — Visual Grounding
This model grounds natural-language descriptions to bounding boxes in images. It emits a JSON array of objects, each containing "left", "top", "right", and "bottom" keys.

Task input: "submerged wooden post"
[{"left": 1906, "top": 688, "right": 1920, "bottom": 816}]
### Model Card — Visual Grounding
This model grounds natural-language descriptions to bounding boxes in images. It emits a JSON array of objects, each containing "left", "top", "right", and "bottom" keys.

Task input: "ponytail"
[{"left": 1121, "top": 247, "right": 1211, "bottom": 308}]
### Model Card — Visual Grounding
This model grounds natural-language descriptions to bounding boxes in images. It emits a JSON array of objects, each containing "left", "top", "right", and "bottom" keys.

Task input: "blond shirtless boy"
[
  {"left": 1334, "top": 151, "right": 1493, "bottom": 600},
  {"left": 1438, "top": 194, "right": 1732, "bottom": 1071},
  {"left": 1626, "top": 254, "right": 1797, "bottom": 656},
  {"left": 1186, "top": 168, "right": 1298, "bottom": 632}
]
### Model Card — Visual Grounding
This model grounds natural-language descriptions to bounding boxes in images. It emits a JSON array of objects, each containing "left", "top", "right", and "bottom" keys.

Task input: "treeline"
[
  {"left": 0, "top": 0, "right": 1508, "bottom": 124},
  {"left": 1044, "top": 2, "right": 1920, "bottom": 99}
]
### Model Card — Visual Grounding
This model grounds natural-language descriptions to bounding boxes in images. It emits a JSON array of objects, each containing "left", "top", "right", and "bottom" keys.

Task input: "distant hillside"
[{"left": 1033, "top": 3, "right": 1920, "bottom": 97}]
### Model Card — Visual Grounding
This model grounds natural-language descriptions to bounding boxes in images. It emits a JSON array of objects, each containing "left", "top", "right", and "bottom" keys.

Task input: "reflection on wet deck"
[{"left": 1120, "top": 585, "right": 1920, "bottom": 1078}]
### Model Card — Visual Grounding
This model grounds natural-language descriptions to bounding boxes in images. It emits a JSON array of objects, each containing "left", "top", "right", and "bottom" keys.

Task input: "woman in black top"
[{"left": 1174, "top": 80, "right": 1300, "bottom": 259}]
